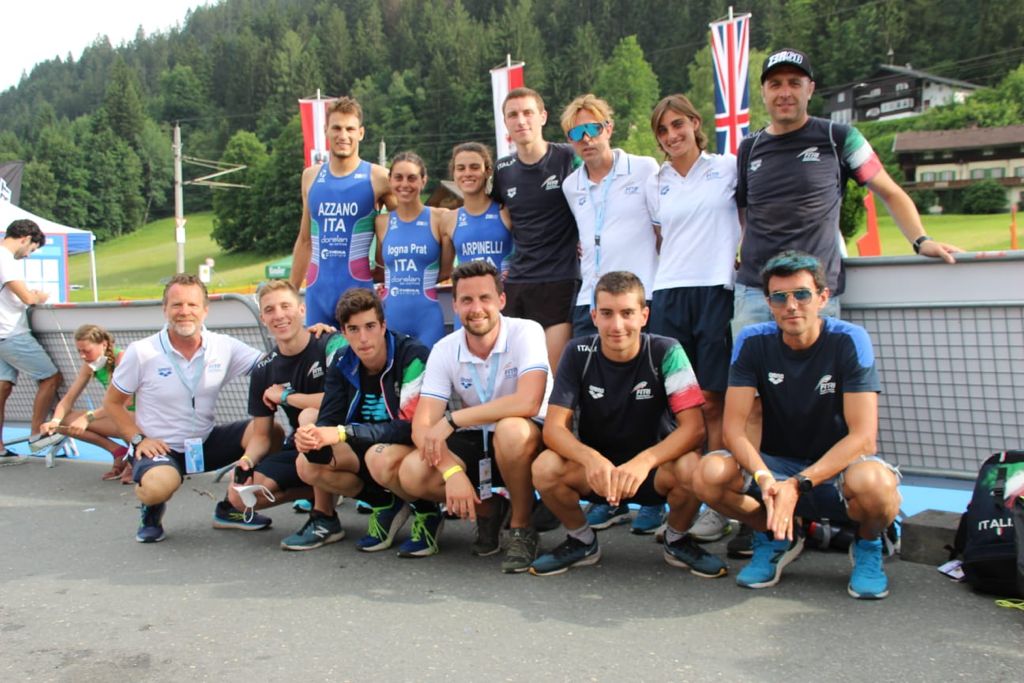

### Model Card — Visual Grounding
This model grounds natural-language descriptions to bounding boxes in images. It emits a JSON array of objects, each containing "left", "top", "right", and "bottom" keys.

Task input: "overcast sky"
[{"left": 1, "top": 1, "right": 210, "bottom": 91}]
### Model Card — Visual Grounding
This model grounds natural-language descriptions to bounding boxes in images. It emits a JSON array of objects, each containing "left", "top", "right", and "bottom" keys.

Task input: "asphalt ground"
[{"left": 1, "top": 457, "right": 1021, "bottom": 682}]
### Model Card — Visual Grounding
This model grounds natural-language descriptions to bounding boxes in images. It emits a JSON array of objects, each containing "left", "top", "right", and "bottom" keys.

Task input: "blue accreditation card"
[
  {"left": 478, "top": 457, "right": 492, "bottom": 500},
  {"left": 184, "top": 437, "right": 205, "bottom": 474}
]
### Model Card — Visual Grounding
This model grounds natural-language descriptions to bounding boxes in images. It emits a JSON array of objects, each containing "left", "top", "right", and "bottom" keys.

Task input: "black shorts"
[
  {"left": 446, "top": 430, "right": 506, "bottom": 489},
  {"left": 254, "top": 449, "right": 308, "bottom": 492},
  {"left": 504, "top": 279, "right": 578, "bottom": 329},
  {"left": 650, "top": 286, "right": 732, "bottom": 393},
  {"left": 132, "top": 420, "right": 248, "bottom": 484},
  {"left": 304, "top": 434, "right": 379, "bottom": 489}
]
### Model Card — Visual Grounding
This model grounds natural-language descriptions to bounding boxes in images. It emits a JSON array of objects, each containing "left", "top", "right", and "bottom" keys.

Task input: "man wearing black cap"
[{"left": 732, "top": 48, "right": 962, "bottom": 338}]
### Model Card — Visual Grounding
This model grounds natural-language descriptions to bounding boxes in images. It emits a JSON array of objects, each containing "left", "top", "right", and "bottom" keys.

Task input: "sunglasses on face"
[
  {"left": 566, "top": 121, "right": 607, "bottom": 142},
  {"left": 767, "top": 288, "right": 816, "bottom": 307}
]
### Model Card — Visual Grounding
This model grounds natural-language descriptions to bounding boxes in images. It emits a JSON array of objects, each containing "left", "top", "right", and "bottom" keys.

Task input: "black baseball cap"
[{"left": 761, "top": 48, "right": 814, "bottom": 82}]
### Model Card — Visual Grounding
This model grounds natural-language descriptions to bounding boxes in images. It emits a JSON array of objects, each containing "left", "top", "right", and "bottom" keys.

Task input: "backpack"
[{"left": 953, "top": 451, "right": 1024, "bottom": 597}]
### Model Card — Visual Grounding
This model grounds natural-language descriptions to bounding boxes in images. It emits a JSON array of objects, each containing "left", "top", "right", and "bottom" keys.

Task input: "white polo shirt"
[
  {"left": 563, "top": 149, "right": 659, "bottom": 306},
  {"left": 645, "top": 152, "right": 741, "bottom": 290},
  {"left": 0, "top": 248, "right": 29, "bottom": 338},
  {"left": 112, "top": 327, "right": 261, "bottom": 452},
  {"left": 420, "top": 315, "right": 551, "bottom": 429}
]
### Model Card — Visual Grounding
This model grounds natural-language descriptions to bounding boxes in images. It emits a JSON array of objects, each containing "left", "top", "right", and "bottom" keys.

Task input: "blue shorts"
[
  {"left": 732, "top": 282, "right": 841, "bottom": 341},
  {"left": 650, "top": 286, "right": 732, "bottom": 393},
  {"left": 742, "top": 452, "right": 901, "bottom": 524},
  {"left": 0, "top": 333, "right": 59, "bottom": 383},
  {"left": 254, "top": 448, "right": 308, "bottom": 492},
  {"left": 132, "top": 420, "right": 249, "bottom": 484}
]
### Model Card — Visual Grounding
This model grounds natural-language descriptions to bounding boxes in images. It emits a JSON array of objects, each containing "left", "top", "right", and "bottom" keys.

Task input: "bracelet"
[
  {"left": 85, "top": 410, "right": 96, "bottom": 423},
  {"left": 442, "top": 465, "right": 464, "bottom": 482},
  {"left": 444, "top": 411, "right": 459, "bottom": 431},
  {"left": 239, "top": 455, "right": 254, "bottom": 467},
  {"left": 337, "top": 425, "right": 347, "bottom": 443},
  {"left": 753, "top": 469, "right": 772, "bottom": 487}
]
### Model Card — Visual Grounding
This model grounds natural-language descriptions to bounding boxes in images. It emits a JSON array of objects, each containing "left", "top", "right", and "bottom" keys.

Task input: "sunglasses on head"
[
  {"left": 566, "top": 121, "right": 607, "bottom": 142},
  {"left": 767, "top": 288, "right": 816, "bottom": 307}
]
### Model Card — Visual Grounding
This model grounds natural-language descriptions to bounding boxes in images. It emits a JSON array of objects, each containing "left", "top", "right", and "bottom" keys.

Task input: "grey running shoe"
[
  {"left": 688, "top": 507, "right": 733, "bottom": 543},
  {"left": 472, "top": 495, "right": 511, "bottom": 557},
  {"left": 501, "top": 527, "right": 539, "bottom": 573}
]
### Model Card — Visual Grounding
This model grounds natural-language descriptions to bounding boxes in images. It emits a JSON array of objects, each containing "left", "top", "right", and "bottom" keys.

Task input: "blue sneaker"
[
  {"left": 212, "top": 500, "right": 272, "bottom": 530},
  {"left": 529, "top": 534, "right": 601, "bottom": 576},
  {"left": 631, "top": 504, "right": 666, "bottom": 535},
  {"left": 848, "top": 537, "right": 889, "bottom": 599},
  {"left": 280, "top": 512, "right": 345, "bottom": 551},
  {"left": 586, "top": 503, "right": 630, "bottom": 530},
  {"left": 356, "top": 497, "right": 411, "bottom": 552},
  {"left": 397, "top": 510, "right": 443, "bottom": 558},
  {"left": 663, "top": 534, "right": 728, "bottom": 578},
  {"left": 736, "top": 531, "right": 804, "bottom": 588},
  {"left": 136, "top": 502, "right": 166, "bottom": 543}
]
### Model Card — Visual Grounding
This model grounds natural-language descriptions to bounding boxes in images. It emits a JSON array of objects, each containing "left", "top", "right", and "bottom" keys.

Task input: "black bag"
[
  {"left": 1013, "top": 497, "right": 1024, "bottom": 596},
  {"left": 954, "top": 451, "right": 1024, "bottom": 597}
]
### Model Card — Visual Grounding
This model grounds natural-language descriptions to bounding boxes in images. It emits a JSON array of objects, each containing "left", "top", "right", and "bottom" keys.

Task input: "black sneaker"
[
  {"left": 529, "top": 535, "right": 601, "bottom": 576},
  {"left": 727, "top": 523, "right": 754, "bottom": 558},
  {"left": 212, "top": 500, "right": 272, "bottom": 531},
  {"left": 472, "top": 495, "right": 511, "bottom": 557},
  {"left": 663, "top": 534, "right": 728, "bottom": 578}
]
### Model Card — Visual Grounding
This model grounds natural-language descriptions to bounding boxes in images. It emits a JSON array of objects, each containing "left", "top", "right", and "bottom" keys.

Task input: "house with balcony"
[
  {"left": 892, "top": 124, "right": 1024, "bottom": 211},
  {"left": 823, "top": 64, "right": 979, "bottom": 124}
]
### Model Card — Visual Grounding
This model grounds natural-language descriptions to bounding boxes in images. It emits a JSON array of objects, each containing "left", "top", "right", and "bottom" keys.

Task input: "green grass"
[
  {"left": 847, "top": 211, "right": 1019, "bottom": 257},
  {"left": 66, "top": 209, "right": 1018, "bottom": 302},
  {"left": 67, "top": 212, "right": 289, "bottom": 301}
]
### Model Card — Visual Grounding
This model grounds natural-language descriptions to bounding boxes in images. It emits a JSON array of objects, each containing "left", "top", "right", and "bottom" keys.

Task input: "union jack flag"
[{"left": 710, "top": 13, "right": 751, "bottom": 155}]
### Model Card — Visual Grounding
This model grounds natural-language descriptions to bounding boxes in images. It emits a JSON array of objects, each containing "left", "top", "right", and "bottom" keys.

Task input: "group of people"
[{"left": 2, "top": 48, "right": 963, "bottom": 600}]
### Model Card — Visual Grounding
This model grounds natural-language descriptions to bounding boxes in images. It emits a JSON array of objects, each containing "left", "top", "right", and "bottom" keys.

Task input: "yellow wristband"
[
  {"left": 753, "top": 469, "right": 772, "bottom": 487},
  {"left": 337, "top": 425, "right": 347, "bottom": 443},
  {"left": 442, "top": 465, "right": 464, "bottom": 482},
  {"left": 239, "top": 455, "right": 254, "bottom": 467}
]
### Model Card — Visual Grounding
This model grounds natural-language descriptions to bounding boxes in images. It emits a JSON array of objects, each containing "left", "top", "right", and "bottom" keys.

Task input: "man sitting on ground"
[
  {"left": 397, "top": 260, "right": 550, "bottom": 571},
  {"left": 282, "top": 288, "right": 434, "bottom": 554},
  {"left": 694, "top": 250, "right": 900, "bottom": 599},
  {"left": 212, "top": 280, "right": 345, "bottom": 532},
  {"left": 529, "top": 271, "right": 726, "bottom": 577}
]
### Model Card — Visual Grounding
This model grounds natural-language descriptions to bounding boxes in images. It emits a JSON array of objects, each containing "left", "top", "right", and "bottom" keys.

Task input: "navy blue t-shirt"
[
  {"left": 729, "top": 317, "right": 881, "bottom": 463},
  {"left": 248, "top": 333, "right": 345, "bottom": 430}
]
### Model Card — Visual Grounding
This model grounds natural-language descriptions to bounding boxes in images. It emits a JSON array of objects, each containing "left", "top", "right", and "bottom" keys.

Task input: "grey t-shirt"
[{"left": 492, "top": 142, "right": 580, "bottom": 283}]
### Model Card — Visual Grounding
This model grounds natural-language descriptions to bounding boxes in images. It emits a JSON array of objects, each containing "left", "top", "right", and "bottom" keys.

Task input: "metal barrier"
[
  {"left": 10, "top": 295, "right": 272, "bottom": 429},
  {"left": 842, "top": 252, "right": 1024, "bottom": 478},
  {"left": 5, "top": 252, "right": 1022, "bottom": 479}
]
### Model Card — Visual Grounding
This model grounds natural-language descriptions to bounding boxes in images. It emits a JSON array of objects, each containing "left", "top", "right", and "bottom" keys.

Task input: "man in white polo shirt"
[
  {"left": 559, "top": 93, "right": 666, "bottom": 536},
  {"left": 104, "top": 274, "right": 265, "bottom": 543},
  {"left": 397, "top": 260, "right": 551, "bottom": 572}
]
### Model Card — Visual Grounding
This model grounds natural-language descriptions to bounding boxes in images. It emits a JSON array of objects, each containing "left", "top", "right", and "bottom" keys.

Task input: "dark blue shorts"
[
  {"left": 650, "top": 286, "right": 732, "bottom": 393},
  {"left": 132, "top": 420, "right": 249, "bottom": 484},
  {"left": 505, "top": 279, "right": 578, "bottom": 329},
  {"left": 254, "top": 448, "right": 308, "bottom": 492}
]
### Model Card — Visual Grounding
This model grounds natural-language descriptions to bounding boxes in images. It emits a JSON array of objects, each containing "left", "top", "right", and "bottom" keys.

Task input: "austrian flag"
[{"left": 710, "top": 13, "right": 752, "bottom": 155}]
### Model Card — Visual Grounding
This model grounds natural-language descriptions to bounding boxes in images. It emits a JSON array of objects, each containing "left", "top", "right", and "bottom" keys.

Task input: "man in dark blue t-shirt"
[{"left": 695, "top": 251, "right": 901, "bottom": 599}]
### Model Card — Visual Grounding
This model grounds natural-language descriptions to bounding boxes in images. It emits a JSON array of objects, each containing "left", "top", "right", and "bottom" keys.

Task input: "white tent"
[{"left": 0, "top": 200, "right": 98, "bottom": 302}]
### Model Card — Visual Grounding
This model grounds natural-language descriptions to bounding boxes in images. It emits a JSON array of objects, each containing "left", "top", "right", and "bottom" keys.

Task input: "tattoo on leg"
[{"left": 374, "top": 444, "right": 388, "bottom": 453}]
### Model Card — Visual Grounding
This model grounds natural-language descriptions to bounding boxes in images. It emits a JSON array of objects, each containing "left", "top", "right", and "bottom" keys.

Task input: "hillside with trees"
[{"left": 1, "top": 0, "right": 1021, "bottom": 250}]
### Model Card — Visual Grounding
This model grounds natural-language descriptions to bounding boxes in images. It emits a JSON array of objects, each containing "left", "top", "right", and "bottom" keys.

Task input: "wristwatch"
[
  {"left": 130, "top": 433, "right": 146, "bottom": 447},
  {"left": 912, "top": 235, "right": 933, "bottom": 254},
  {"left": 444, "top": 411, "right": 459, "bottom": 431},
  {"left": 793, "top": 474, "right": 813, "bottom": 496}
]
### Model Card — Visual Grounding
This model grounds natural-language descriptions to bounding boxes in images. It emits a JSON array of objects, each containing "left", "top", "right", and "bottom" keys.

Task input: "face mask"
[
  {"left": 88, "top": 356, "right": 108, "bottom": 372},
  {"left": 233, "top": 484, "right": 276, "bottom": 522}
]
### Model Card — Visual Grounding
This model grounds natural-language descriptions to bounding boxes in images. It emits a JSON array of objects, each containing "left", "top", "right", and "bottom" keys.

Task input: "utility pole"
[{"left": 173, "top": 122, "right": 186, "bottom": 274}]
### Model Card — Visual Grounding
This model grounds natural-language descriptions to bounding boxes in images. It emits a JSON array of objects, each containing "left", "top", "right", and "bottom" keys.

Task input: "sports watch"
[
  {"left": 793, "top": 474, "right": 813, "bottom": 495},
  {"left": 130, "top": 433, "right": 146, "bottom": 447}
]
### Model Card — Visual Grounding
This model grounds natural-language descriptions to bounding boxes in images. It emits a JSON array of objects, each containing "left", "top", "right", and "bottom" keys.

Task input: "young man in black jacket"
[{"left": 281, "top": 288, "right": 433, "bottom": 554}]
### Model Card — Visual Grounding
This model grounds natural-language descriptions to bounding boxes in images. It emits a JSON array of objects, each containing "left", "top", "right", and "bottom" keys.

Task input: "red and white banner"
[
  {"left": 299, "top": 97, "right": 336, "bottom": 168},
  {"left": 490, "top": 60, "right": 525, "bottom": 159}
]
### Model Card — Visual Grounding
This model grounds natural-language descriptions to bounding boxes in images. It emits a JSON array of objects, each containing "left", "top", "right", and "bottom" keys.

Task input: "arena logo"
[
  {"left": 588, "top": 385, "right": 605, "bottom": 399},
  {"left": 768, "top": 372, "right": 784, "bottom": 385}
]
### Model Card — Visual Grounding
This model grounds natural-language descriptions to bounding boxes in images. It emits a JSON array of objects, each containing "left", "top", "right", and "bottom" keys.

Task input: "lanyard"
[
  {"left": 586, "top": 167, "right": 615, "bottom": 276},
  {"left": 159, "top": 328, "right": 206, "bottom": 435},
  {"left": 468, "top": 352, "right": 501, "bottom": 453}
]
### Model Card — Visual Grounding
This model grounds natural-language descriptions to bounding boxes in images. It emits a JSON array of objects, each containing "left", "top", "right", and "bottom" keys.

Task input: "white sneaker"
[
  {"left": 29, "top": 433, "right": 67, "bottom": 453},
  {"left": 688, "top": 507, "right": 733, "bottom": 543}
]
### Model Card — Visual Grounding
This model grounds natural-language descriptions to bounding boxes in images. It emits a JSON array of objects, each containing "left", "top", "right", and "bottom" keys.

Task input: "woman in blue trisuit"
[
  {"left": 373, "top": 151, "right": 452, "bottom": 347},
  {"left": 439, "top": 142, "right": 513, "bottom": 330}
]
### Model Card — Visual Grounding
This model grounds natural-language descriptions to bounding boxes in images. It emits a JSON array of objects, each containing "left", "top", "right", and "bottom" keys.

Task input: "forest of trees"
[{"left": 0, "top": 0, "right": 1021, "bottom": 250}]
